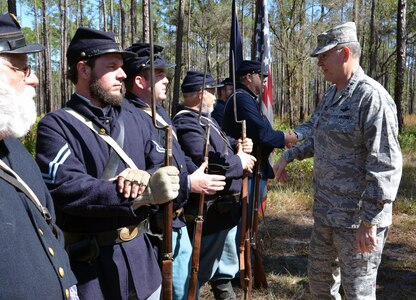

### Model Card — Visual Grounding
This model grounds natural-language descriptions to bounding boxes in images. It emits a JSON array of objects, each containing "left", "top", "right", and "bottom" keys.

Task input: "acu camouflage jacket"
[{"left": 283, "top": 67, "right": 402, "bottom": 228}]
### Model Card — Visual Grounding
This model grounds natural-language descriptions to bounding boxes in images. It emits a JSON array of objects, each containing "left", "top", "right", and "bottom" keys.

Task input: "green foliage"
[
  {"left": 399, "top": 123, "right": 416, "bottom": 153},
  {"left": 396, "top": 118, "right": 416, "bottom": 215},
  {"left": 20, "top": 118, "right": 40, "bottom": 158}
]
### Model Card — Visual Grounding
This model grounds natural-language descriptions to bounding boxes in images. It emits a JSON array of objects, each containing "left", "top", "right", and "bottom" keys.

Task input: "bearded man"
[
  {"left": 35, "top": 27, "right": 180, "bottom": 299},
  {"left": 0, "top": 13, "right": 78, "bottom": 299}
]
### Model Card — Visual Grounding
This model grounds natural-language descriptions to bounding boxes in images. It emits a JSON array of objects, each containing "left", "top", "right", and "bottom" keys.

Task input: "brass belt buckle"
[{"left": 119, "top": 226, "right": 139, "bottom": 242}]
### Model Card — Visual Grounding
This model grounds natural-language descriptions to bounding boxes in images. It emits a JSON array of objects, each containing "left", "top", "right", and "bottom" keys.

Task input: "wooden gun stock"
[
  {"left": 187, "top": 125, "right": 211, "bottom": 300},
  {"left": 238, "top": 121, "right": 252, "bottom": 299},
  {"left": 161, "top": 126, "right": 174, "bottom": 299},
  {"left": 251, "top": 147, "right": 268, "bottom": 290}
]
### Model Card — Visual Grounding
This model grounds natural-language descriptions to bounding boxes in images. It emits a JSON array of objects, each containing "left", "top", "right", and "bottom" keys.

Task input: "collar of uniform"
[
  {"left": 67, "top": 93, "right": 119, "bottom": 132},
  {"left": 342, "top": 66, "right": 364, "bottom": 99},
  {"left": 178, "top": 104, "right": 210, "bottom": 118},
  {"left": 125, "top": 91, "right": 149, "bottom": 109},
  {"left": 236, "top": 82, "right": 257, "bottom": 99}
]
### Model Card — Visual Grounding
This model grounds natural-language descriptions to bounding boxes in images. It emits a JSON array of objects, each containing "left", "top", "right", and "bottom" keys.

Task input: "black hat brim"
[{"left": 1, "top": 43, "right": 45, "bottom": 54}]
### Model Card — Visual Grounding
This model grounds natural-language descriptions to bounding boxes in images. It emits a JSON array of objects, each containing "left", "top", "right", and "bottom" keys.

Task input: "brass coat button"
[
  {"left": 65, "top": 288, "right": 70, "bottom": 299},
  {"left": 99, "top": 128, "right": 106, "bottom": 135},
  {"left": 59, "top": 267, "right": 65, "bottom": 278},
  {"left": 48, "top": 247, "right": 54, "bottom": 256},
  {"left": 105, "top": 119, "right": 110, "bottom": 124},
  {"left": 38, "top": 228, "right": 44, "bottom": 236}
]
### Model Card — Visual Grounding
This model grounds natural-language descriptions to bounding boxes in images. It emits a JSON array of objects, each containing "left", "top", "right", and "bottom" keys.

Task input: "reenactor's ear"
[
  {"left": 77, "top": 61, "right": 91, "bottom": 80},
  {"left": 134, "top": 75, "right": 143, "bottom": 89}
]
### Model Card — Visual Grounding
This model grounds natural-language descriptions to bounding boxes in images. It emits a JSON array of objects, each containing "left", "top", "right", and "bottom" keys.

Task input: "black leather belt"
[
  {"left": 205, "top": 193, "right": 241, "bottom": 203},
  {"left": 64, "top": 219, "right": 149, "bottom": 247}
]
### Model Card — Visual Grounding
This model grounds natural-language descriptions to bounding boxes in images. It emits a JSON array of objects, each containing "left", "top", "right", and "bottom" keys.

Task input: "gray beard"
[
  {"left": 89, "top": 77, "right": 124, "bottom": 107},
  {"left": 0, "top": 85, "right": 37, "bottom": 139}
]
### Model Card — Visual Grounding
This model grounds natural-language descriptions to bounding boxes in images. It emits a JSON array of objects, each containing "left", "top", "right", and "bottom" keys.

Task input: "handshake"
[
  {"left": 284, "top": 130, "right": 298, "bottom": 148},
  {"left": 116, "top": 166, "right": 180, "bottom": 210}
]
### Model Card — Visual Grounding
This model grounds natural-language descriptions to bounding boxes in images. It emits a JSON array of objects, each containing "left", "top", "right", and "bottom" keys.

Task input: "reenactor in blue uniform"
[
  {"left": 222, "top": 60, "right": 297, "bottom": 191},
  {"left": 274, "top": 22, "right": 402, "bottom": 299},
  {"left": 122, "top": 43, "right": 226, "bottom": 299},
  {"left": 222, "top": 61, "right": 297, "bottom": 285},
  {"left": 0, "top": 13, "right": 78, "bottom": 299},
  {"left": 173, "top": 71, "right": 256, "bottom": 299},
  {"left": 35, "top": 28, "right": 180, "bottom": 299},
  {"left": 212, "top": 77, "right": 233, "bottom": 126}
]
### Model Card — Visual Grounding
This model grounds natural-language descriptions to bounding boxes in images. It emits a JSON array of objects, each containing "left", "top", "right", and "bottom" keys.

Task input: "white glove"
[{"left": 131, "top": 166, "right": 180, "bottom": 210}]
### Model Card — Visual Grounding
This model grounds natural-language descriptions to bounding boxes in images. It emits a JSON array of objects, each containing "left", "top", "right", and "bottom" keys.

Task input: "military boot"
[{"left": 210, "top": 279, "right": 236, "bottom": 300}]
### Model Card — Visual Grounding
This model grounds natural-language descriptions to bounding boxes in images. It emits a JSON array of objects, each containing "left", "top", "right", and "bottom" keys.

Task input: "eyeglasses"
[{"left": 7, "top": 64, "right": 31, "bottom": 78}]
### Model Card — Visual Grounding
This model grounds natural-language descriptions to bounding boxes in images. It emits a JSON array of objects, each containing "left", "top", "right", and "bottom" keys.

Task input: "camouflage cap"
[{"left": 311, "top": 22, "right": 358, "bottom": 57}]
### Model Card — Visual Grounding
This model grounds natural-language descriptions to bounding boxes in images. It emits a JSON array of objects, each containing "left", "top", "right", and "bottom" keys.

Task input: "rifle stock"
[
  {"left": 161, "top": 126, "right": 174, "bottom": 299},
  {"left": 251, "top": 145, "right": 268, "bottom": 289},
  {"left": 238, "top": 121, "right": 252, "bottom": 299},
  {"left": 187, "top": 125, "right": 211, "bottom": 300}
]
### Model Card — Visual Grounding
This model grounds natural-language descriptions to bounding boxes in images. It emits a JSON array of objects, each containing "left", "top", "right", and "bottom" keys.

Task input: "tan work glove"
[
  {"left": 116, "top": 168, "right": 151, "bottom": 198},
  {"left": 131, "top": 166, "right": 180, "bottom": 210}
]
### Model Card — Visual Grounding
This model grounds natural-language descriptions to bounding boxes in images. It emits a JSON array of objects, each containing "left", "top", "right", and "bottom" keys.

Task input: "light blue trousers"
[
  {"left": 198, "top": 226, "right": 239, "bottom": 287},
  {"left": 172, "top": 226, "right": 192, "bottom": 300}
]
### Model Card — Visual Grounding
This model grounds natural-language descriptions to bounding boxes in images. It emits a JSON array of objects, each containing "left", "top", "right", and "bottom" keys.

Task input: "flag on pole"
[
  {"left": 254, "top": 0, "right": 273, "bottom": 218},
  {"left": 254, "top": 0, "right": 273, "bottom": 126},
  {"left": 229, "top": 0, "right": 243, "bottom": 79}
]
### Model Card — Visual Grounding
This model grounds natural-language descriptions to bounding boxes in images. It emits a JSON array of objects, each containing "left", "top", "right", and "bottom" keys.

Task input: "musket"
[
  {"left": 187, "top": 42, "right": 211, "bottom": 300},
  {"left": 148, "top": 2, "right": 173, "bottom": 299},
  {"left": 231, "top": 50, "right": 252, "bottom": 299},
  {"left": 250, "top": 68, "right": 268, "bottom": 290}
]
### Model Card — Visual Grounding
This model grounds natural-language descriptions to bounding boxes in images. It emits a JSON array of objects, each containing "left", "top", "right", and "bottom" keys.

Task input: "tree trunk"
[
  {"left": 33, "top": 1, "right": 43, "bottom": 116},
  {"left": 119, "top": 0, "right": 127, "bottom": 48},
  {"left": 41, "top": 0, "right": 53, "bottom": 113},
  {"left": 409, "top": 44, "right": 415, "bottom": 114},
  {"left": 131, "top": 0, "right": 137, "bottom": 43},
  {"left": 59, "top": 0, "right": 69, "bottom": 107},
  {"left": 110, "top": 0, "right": 114, "bottom": 32},
  {"left": 142, "top": 0, "right": 149, "bottom": 42},
  {"left": 368, "top": 0, "right": 377, "bottom": 78},
  {"left": 172, "top": 0, "right": 185, "bottom": 117},
  {"left": 186, "top": 0, "right": 192, "bottom": 69},
  {"left": 395, "top": 0, "right": 406, "bottom": 132},
  {"left": 102, "top": 0, "right": 108, "bottom": 31},
  {"left": 79, "top": 0, "right": 84, "bottom": 27}
]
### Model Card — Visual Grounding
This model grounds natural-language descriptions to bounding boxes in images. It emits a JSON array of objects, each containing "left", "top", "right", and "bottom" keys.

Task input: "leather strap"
[
  {"left": 0, "top": 159, "right": 52, "bottom": 222},
  {"left": 64, "top": 108, "right": 137, "bottom": 169},
  {"left": 100, "top": 117, "right": 125, "bottom": 179},
  {"left": 141, "top": 108, "right": 177, "bottom": 140}
]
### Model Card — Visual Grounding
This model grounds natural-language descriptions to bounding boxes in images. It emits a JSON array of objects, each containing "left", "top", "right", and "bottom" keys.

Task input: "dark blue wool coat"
[
  {"left": 124, "top": 92, "right": 197, "bottom": 228},
  {"left": 36, "top": 94, "right": 163, "bottom": 300},
  {"left": 173, "top": 105, "right": 242, "bottom": 235},
  {"left": 222, "top": 83, "right": 286, "bottom": 179},
  {"left": 0, "top": 137, "right": 77, "bottom": 299},
  {"left": 212, "top": 98, "right": 226, "bottom": 126}
]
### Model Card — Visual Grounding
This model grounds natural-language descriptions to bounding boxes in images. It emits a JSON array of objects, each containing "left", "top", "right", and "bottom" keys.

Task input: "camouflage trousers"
[{"left": 308, "top": 223, "right": 389, "bottom": 300}]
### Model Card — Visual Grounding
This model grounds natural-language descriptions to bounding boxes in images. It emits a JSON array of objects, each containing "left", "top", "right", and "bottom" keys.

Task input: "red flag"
[{"left": 255, "top": 0, "right": 273, "bottom": 125}]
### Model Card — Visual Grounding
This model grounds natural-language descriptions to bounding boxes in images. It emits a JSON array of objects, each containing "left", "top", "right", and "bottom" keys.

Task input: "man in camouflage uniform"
[{"left": 274, "top": 22, "right": 402, "bottom": 299}]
